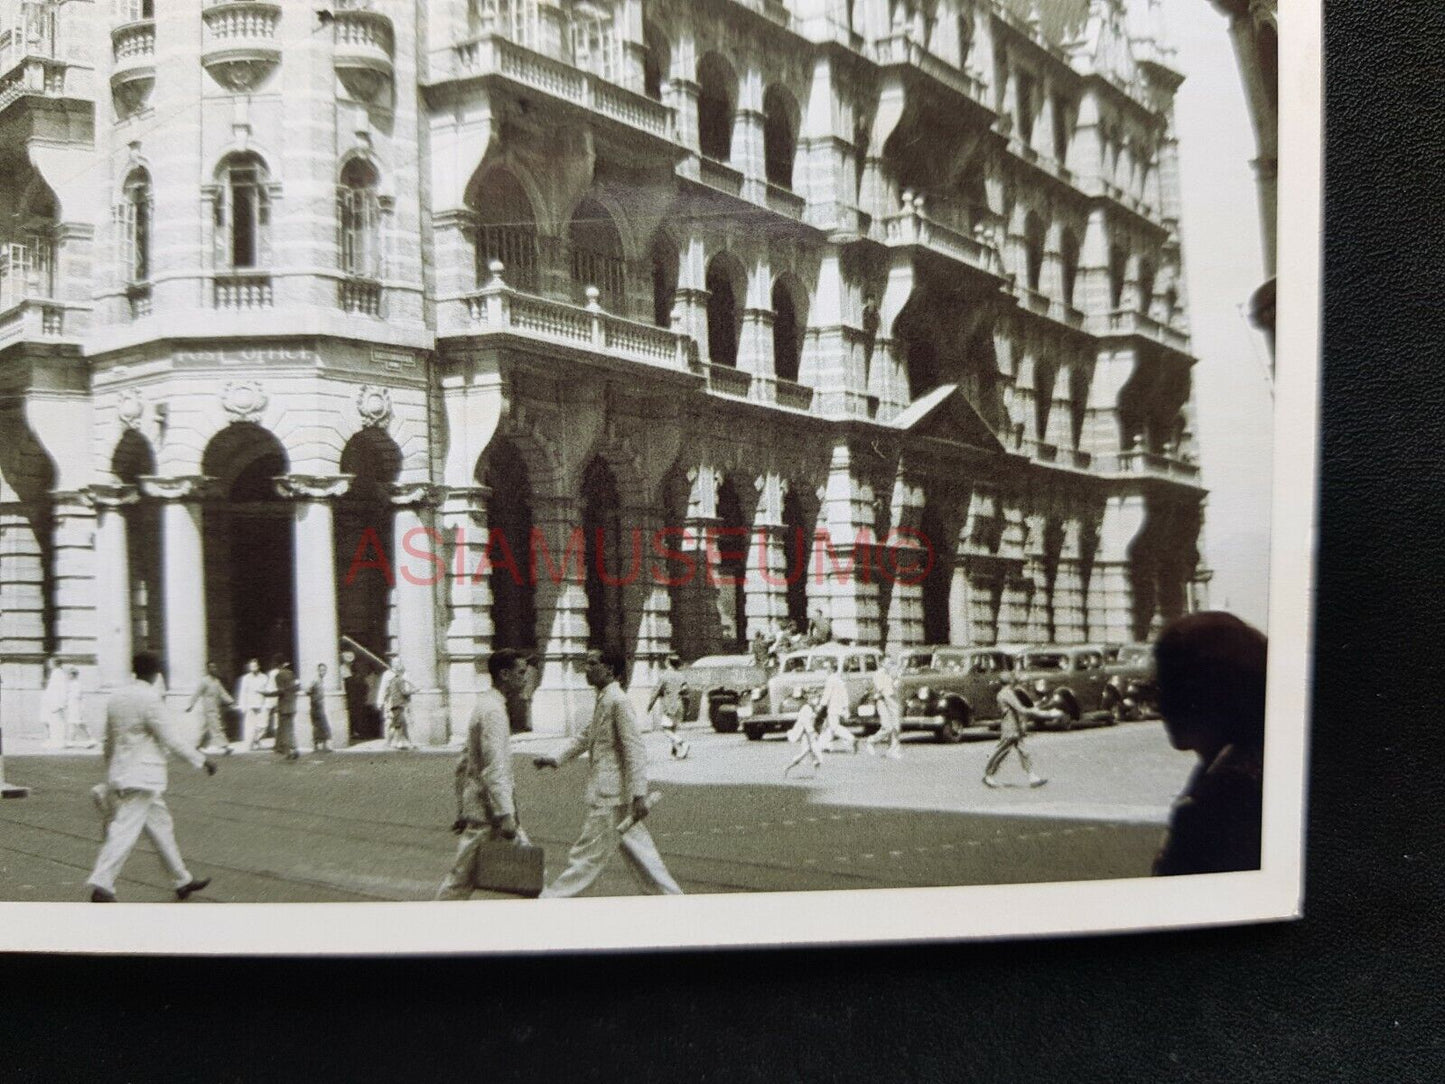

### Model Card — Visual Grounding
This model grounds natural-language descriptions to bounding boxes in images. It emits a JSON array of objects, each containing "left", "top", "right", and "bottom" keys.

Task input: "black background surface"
[{"left": 3, "top": 3, "right": 1443, "bottom": 1080}]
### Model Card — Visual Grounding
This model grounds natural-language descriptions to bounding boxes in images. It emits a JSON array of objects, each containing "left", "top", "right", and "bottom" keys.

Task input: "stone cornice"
[
  {"left": 389, "top": 482, "right": 445, "bottom": 508},
  {"left": 274, "top": 474, "right": 355, "bottom": 501},
  {"left": 87, "top": 483, "right": 142, "bottom": 511}
]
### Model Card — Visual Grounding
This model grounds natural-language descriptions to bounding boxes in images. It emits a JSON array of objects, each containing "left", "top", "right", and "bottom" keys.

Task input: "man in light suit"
[
  {"left": 86, "top": 652, "right": 218, "bottom": 903},
  {"left": 235, "top": 657, "right": 268, "bottom": 749},
  {"left": 436, "top": 648, "right": 530, "bottom": 900},
  {"left": 533, "top": 648, "right": 682, "bottom": 897}
]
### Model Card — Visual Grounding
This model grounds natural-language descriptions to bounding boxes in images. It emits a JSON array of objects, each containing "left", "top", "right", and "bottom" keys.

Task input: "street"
[{"left": 0, "top": 722, "right": 1194, "bottom": 903}]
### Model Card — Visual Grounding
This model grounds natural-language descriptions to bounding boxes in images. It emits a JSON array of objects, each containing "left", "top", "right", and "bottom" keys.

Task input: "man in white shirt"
[
  {"left": 86, "top": 652, "right": 218, "bottom": 903},
  {"left": 817, "top": 664, "right": 857, "bottom": 753},
  {"left": 235, "top": 658, "right": 268, "bottom": 749}
]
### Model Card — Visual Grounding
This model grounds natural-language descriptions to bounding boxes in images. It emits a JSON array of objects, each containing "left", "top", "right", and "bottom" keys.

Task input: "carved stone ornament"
[
  {"left": 389, "top": 482, "right": 444, "bottom": 508},
  {"left": 221, "top": 381, "right": 269, "bottom": 424},
  {"left": 87, "top": 483, "right": 141, "bottom": 512},
  {"left": 274, "top": 474, "right": 354, "bottom": 501},
  {"left": 356, "top": 385, "right": 393, "bottom": 429},
  {"left": 117, "top": 389, "right": 146, "bottom": 431},
  {"left": 137, "top": 475, "right": 213, "bottom": 501}
]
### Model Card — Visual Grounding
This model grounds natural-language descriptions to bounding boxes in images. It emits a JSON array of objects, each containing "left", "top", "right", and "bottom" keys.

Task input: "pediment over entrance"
[{"left": 889, "top": 384, "right": 1007, "bottom": 454}]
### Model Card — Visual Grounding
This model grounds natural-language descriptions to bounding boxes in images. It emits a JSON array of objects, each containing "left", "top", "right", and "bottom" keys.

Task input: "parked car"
[
  {"left": 1101, "top": 643, "right": 1158, "bottom": 721},
  {"left": 739, "top": 644, "right": 884, "bottom": 740},
  {"left": 680, "top": 655, "right": 772, "bottom": 733},
  {"left": 1008, "top": 645, "right": 1116, "bottom": 728},
  {"left": 883, "top": 647, "right": 1016, "bottom": 743}
]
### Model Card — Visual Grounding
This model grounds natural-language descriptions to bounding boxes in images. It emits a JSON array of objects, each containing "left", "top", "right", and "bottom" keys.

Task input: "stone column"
[
  {"left": 948, "top": 562, "right": 972, "bottom": 646},
  {"left": 438, "top": 485, "right": 492, "bottom": 738},
  {"left": 277, "top": 475, "right": 352, "bottom": 749},
  {"left": 529, "top": 492, "right": 592, "bottom": 736},
  {"left": 390, "top": 483, "right": 447, "bottom": 744},
  {"left": 139, "top": 475, "right": 212, "bottom": 720},
  {"left": 1093, "top": 494, "right": 1147, "bottom": 644},
  {"left": 815, "top": 442, "right": 881, "bottom": 645},
  {"left": 622, "top": 505, "right": 672, "bottom": 703},
  {"left": 90, "top": 484, "right": 139, "bottom": 691}
]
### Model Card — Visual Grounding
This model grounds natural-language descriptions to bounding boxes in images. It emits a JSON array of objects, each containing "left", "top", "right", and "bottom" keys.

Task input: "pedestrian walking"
[
  {"left": 532, "top": 649, "right": 682, "bottom": 897},
  {"left": 783, "top": 688, "right": 825, "bottom": 778},
  {"left": 1152, "top": 612, "right": 1268, "bottom": 876},
  {"left": 306, "top": 663, "right": 333, "bottom": 752},
  {"left": 646, "top": 653, "right": 690, "bottom": 759},
  {"left": 505, "top": 651, "right": 539, "bottom": 734},
  {"left": 63, "top": 665, "right": 97, "bottom": 749},
  {"left": 41, "top": 656, "right": 66, "bottom": 749},
  {"left": 982, "top": 667, "right": 1059, "bottom": 788},
  {"left": 863, "top": 655, "right": 904, "bottom": 759},
  {"left": 437, "top": 649, "right": 532, "bottom": 900},
  {"left": 382, "top": 660, "right": 416, "bottom": 749},
  {"left": 184, "top": 662, "right": 234, "bottom": 755},
  {"left": 817, "top": 665, "right": 857, "bottom": 753},
  {"left": 234, "top": 658, "right": 268, "bottom": 749},
  {"left": 269, "top": 655, "right": 300, "bottom": 761},
  {"left": 85, "top": 652, "right": 218, "bottom": 903}
]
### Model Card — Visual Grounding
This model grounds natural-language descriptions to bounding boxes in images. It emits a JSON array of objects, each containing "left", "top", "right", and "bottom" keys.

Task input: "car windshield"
[
  {"left": 781, "top": 656, "right": 810, "bottom": 672},
  {"left": 902, "top": 653, "right": 934, "bottom": 672},
  {"left": 1119, "top": 648, "right": 1151, "bottom": 664},
  {"left": 1024, "top": 653, "right": 1069, "bottom": 671},
  {"left": 806, "top": 656, "right": 840, "bottom": 672}
]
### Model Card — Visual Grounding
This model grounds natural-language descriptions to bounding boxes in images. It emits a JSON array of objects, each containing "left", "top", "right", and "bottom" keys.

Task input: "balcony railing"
[
  {"left": 452, "top": 33, "right": 673, "bottom": 143},
  {"left": 454, "top": 262, "right": 696, "bottom": 373},
  {"left": 774, "top": 378, "right": 815, "bottom": 412},
  {"left": 214, "top": 273, "right": 274, "bottom": 310},
  {"left": 112, "top": 21, "right": 155, "bottom": 67},
  {"left": 764, "top": 181, "right": 805, "bottom": 220},
  {"left": 1077, "top": 174, "right": 1158, "bottom": 220},
  {"left": 1089, "top": 308, "right": 1191, "bottom": 352},
  {"left": 1105, "top": 449, "right": 1201, "bottom": 482},
  {"left": 202, "top": 2, "right": 281, "bottom": 47},
  {"left": 880, "top": 196, "right": 1001, "bottom": 276},
  {"left": 871, "top": 33, "right": 990, "bottom": 112},
  {"left": 1007, "top": 137, "right": 1073, "bottom": 183},
  {"left": 0, "top": 55, "right": 85, "bottom": 113},
  {"left": 698, "top": 156, "right": 745, "bottom": 198},
  {"left": 339, "top": 278, "right": 382, "bottom": 316},
  {"left": 705, "top": 363, "right": 753, "bottom": 399},
  {"left": 0, "top": 298, "right": 70, "bottom": 348}
]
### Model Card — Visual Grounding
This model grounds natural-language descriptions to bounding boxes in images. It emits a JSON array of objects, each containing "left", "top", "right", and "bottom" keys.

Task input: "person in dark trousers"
[
  {"left": 983, "top": 667, "right": 1060, "bottom": 788},
  {"left": 306, "top": 663, "right": 333, "bottom": 752},
  {"left": 86, "top": 652, "right": 217, "bottom": 903},
  {"left": 1152, "top": 612, "right": 1268, "bottom": 876},
  {"left": 270, "top": 655, "right": 300, "bottom": 761},
  {"left": 437, "top": 649, "right": 530, "bottom": 899}
]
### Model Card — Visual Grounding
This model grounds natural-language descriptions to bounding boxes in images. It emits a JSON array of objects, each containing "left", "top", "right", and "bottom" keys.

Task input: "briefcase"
[{"left": 470, "top": 839, "right": 545, "bottom": 898}]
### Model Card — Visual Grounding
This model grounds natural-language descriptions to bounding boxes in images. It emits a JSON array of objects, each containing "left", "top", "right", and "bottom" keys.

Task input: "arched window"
[
  {"left": 1051, "top": 94, "right": 1070, "bottom": 164},
  {"left": 642, "top": 22, "right": 669, "bottom": 101},
  {"left": 569, "top": 198, "right": 626, "bottom": 312},
  {"left": 213, "top": 152, "right": 272, "bottom": 270},
  {"left": 1060, "top": 230, "right": 1080, "bottom": 307},
  {"left": 1016, "top": 72, "right": 1036, "bottom": 146},
  {"left": 649, "top": 233, "right": 678, "bottom": 329},
  {"left": 771, "top": 279, "right": 801, "bottom": 382},
  {"left": 697, "top": 53, "right": 736, "bottom": 162},
  {"left": 116, "top": 1, "right": 154, "bottom": 22},
  {"left": 705, "top": 256, "right": 741, "bottom": 367},
  {"left": 1137, "top": 259, "right": 1157, "bottom": 317},
  {"left": 471, "top": 169, "right": 538, "bottom": 292},
  {"left": 337, "top": 158, "right": 382, "bottom": 279},
  {"left": 0, "top": 182, "right": 57, "bottom": 309},
  {"left": 763, "top": 85, "right": 798, "bottom": 189},
  {"left": 117, "top": 167, "right": 152, "bottom": 285},
  {"left": 1108, "top": 243, "right": 1128, "bottom": 310},
  {"left": 1023, "top": 212, "right": 1045, "bottom": 293},
  {"left": 569, "top": 3, "right": 619, "bottom": 82}
]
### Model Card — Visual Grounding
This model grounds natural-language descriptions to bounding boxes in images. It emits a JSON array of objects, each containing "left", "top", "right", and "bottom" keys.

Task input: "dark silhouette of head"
[
  {"left": 133, "top": 652, "right": 162, "bottom": 683},
  {"left": 1154, "top": 612, "right": 1268, "bottom": 756}
]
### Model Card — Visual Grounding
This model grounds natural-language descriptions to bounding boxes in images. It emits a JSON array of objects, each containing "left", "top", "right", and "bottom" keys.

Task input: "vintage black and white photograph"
[{"left": 0, "top": 0, "right": 1310, "bottom": 953}]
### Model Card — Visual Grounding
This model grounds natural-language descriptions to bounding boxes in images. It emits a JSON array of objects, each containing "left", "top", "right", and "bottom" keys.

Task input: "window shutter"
[
  {"left": 211, "top": 187, "right": 229, "bottom": 269},
  {"left": 257, "top": 186, "right": 272, "bottom": 266}
]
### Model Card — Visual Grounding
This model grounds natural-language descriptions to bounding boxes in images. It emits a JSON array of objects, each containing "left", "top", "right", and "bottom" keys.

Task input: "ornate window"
[
  {"left": 114, "top": 0, "right": 154, "bottom": 21},
  {"left": 763, "top": 86, "right": 798, "bottom": 189},
  {"left": 469, "top": 0, "right": 542, "bottom": 49},
  {"left": 569, "top": 2, "right": 619, "bottom": 83},
  {"left": 569, "top": 198, "right": 626, "bottom": 312},
  {"left": 337, "top": 158, "right": 383, "bottom": 279},
  {"left": 698, "top": 53, "right": 736, "bottom": 162},
  {"left": 116, "top": 167, "right": 152, "bottom": 285},
  {"left": 0, "top": 184, "right": 56, "bottom": 309},
  {"left": 212, "top": 153, "right": 273, "bottom": 270}
]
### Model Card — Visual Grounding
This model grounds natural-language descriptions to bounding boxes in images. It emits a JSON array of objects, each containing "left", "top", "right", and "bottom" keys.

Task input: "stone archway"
[
  {"left": 200, "top": 423, "right": 291, "bottom": 676},
  {"left": 480, "top": 437, "right": 537, "bottom": 652},
  {"left": 111, "top": 429, "right": 161, "bottom": 656}
]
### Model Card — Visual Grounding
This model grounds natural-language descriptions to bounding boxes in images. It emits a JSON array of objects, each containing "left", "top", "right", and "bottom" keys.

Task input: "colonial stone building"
[{"left": 0, "top": 0, "right": 1207, "bottom": 742}]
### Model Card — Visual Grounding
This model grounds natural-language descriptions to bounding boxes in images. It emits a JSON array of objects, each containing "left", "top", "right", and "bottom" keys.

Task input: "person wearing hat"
[{"left": 646, "top": 653, "right": 690, "bottom": 759}]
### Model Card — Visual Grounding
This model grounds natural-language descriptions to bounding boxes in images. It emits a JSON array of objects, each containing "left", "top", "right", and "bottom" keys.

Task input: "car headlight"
[
  {"left": 913, "top": 686, "right": 932, "bottom": 701},
  {"left": 750, "top": 687, "right": 765, "bottom": 701},
  {"left": 1034, "top": 679, "right": 1049, "bottom": 694}
]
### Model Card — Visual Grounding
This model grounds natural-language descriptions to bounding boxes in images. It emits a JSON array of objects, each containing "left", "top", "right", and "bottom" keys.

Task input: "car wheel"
[
  {"left": 934, "top": 704, "right": 970, "bottom": 743},
  {"left": 743, "top": 724, "right": 764, "bottom": 741},
  {"left": 1054, "top": 691, "right": 1081, "bottom": 731}
]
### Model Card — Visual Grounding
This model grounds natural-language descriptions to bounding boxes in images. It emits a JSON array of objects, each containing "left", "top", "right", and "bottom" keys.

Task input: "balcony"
[
  {"left": 870, "top": 33, "right": 992, "bottom": 117},
  {"left": 705, "top": 364, "right": 753, "bottom": 400},
  {"left": 879, "top": 195, "right": 1003, "bottom": 279},
  {"left": 111, "top": 20, "right": 155, "bottom": 85},
  {"left": 447, "top": 33, "right": 675, "bottom": 148},
  {"left": 1014, "top": 286, "right": 1087, "bottom": 332},
  {"left": 764, "top": 181, "right": 805, "bottom": 221},
  {"left": 450, "top": 263, "right": 697, "bottom": 376},
  {"left": 774, "top": 378, "right": 815, "bottom": 412},
  {"left": 1076, "top": 174, "right": 1161, "bottom": 224},
  {"left": 0, "top": 55, "right": 89, "bottom": 118},
  {"left": 332, "top": 2, "right": 394, "bottom": 103},
  {"left": 338, "top": 278, "right": 382, "bottom": 316},
  {"left": 1103, "top": 448, "right": 1201, "bottom": 483},
  {"left": 201, "top": 2, "right": 281, "bottom": 93},
  {"left": 1088, "top": 308, "right": 1191, "bottom": 354},
  {"left": 0, "top": 298, "right": 79, "bottom": 351},
  {"left": 697, "top": 155, "right": 745, "bottom": 199},
  {"left": 1006, "top": 137, "right": 1073, "bottom": 185},
  {"left": 213, "top": 273, "right": 274, "bottom": 311}
]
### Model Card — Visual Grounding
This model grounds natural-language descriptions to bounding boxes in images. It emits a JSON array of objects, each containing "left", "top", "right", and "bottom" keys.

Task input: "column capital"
[
  {"left": 274, "top": 474, "right": 354, "bottom": 501},
  {"left": 50, "top": 489, "right": 97, "bottom": 515},
  {"left": 138, "top": 475, "right": 214, "bottom": 501},
  {"left": 87, "top": 483, "right": 141, "bottom": 511},
  {"left": 389, "top": 481, "right": 445, "bottom": 509}
]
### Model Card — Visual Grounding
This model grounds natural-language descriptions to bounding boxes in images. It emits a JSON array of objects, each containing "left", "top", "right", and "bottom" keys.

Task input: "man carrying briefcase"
[{"left": 436, "top": 649, "right": 543, "bottom": 899}]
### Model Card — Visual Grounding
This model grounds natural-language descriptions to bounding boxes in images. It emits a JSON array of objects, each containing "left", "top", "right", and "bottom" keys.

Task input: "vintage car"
[
  {"left": 1100, "top": 643, "right": 1158, "bottom": 721},
  {"left": 739, "top": 643, "right": 885, "bottom": 740},
  {"left": 680, "top": 655, "right": 772, "bottom": 733},
  {"left": 1007, "top": 645, "right": 1117, "bottom": 728},
  {"left": 883, "top": 647, "right": 1016, "bottom": 742}
]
